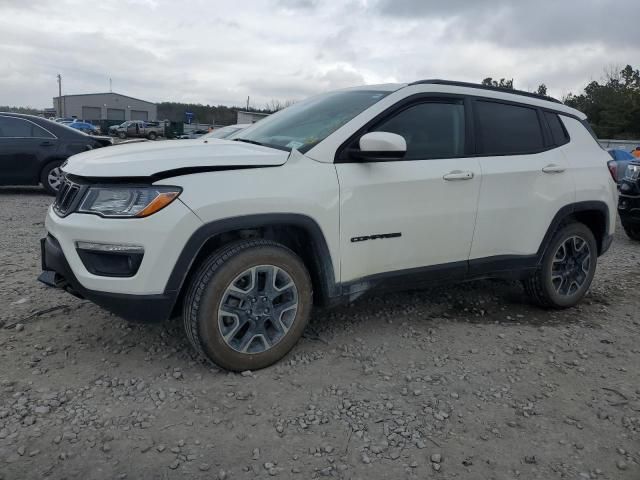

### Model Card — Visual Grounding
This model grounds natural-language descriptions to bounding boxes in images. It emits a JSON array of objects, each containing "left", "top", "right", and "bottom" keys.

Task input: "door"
[
  {"left": 468, "top": 100, "right": 575, "bottom": 266},
  {"left": 0, "top": 116, "right": 58, "bottom": 185},
  {"left": 336, "top": 99, "right": 482, "bottom": 284}
]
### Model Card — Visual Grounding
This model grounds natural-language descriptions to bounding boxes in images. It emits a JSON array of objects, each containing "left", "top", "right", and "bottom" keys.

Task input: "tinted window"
[
  {"left": 0, "top": 116, "right": 54, "bottom": 138},
  {"left": 476, "top": 101, "right": 543, "bottom": 155},
  {"left": 545, "top": 112, "right": 569, "bottom": 146},
  {"left": 372, "top": 102, "right": 465, "bottom": 160}
]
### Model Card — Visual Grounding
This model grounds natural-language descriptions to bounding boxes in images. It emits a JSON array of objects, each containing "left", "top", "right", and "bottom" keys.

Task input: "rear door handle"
[
  {"left": 542, "top": 164, "right": 565, "bottom": 174},
  {"left": 443, "top": 170, "right": 474, "bottom": 181},
  {"left": 40, "top": 141, "right": 54, "bottom": 147}
]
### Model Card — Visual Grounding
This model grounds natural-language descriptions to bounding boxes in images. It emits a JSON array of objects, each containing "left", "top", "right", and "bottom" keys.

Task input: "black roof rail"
[{"left": 409, "top": 79, "right": 562, "bottom": 104}]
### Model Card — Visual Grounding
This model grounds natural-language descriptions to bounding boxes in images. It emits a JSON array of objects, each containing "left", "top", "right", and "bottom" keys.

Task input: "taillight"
[{"left": 607, "top": 160, "right": 617, "bottom": 182}]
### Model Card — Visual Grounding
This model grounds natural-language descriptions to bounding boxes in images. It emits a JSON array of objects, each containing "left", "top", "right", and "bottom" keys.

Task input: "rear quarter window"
[{"left": 544, "top": 112, "right": 570, "bottom": 146}]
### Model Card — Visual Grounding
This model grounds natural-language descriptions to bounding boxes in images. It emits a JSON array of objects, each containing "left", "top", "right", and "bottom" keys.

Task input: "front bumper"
[
  {"left": 618, "top": 194, "right": 640, "bottom": 224},
  {"left": 39, "top": 235, "right": 175, "bottom": 323}
]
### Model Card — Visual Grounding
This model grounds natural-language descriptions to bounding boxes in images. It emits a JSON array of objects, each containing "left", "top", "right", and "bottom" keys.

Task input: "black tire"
[
  {"left": 40, "top": 161, "right": 64, "bottom": 195},
  {"left": 118, "top": 131, "right": 126, "bottom": 139},
  {"left": 622, "top": 221, "right": 640, "bottom": 241},
  {"left": 148, "top": 132, "right": 157, "bottom": 140},
  {"left": 523, "top": 222, "right": 597, "bottom": 309},
  {"left": 183, "top": 239, "right": 313, "bottom": 371}
]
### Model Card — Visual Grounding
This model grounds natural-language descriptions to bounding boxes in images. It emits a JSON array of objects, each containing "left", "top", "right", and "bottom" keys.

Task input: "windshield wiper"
[{"left": 233, "top": 138, "right": 264, "bottom": 146}]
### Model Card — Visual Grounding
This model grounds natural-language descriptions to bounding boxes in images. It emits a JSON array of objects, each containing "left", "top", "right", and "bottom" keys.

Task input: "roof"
[
  {"left": 410, "top": 79, "right": 561, "bottom": 103},
  {"left": 53, "top": 92, "right": 155, "bottom": 105}
]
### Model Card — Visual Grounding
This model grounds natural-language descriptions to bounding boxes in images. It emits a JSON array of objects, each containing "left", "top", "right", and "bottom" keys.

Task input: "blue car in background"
[
  {"left": 67, "top": 121, "right": 101, "bottom": 135},
  {"left": 607, "top": 149, "right": 635, "bottom": 183}
]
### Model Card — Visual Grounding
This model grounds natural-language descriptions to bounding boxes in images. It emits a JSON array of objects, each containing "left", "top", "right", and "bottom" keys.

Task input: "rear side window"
[
  {"left": 544, "top": 112, "right": 569, "bottom": 146},
  {"left": 475, "top": 101, "right": 544, "bottom": 155},
  {"left": 372, "top": 101, "right": 465, "bottom": 160},
  {"left": 0, "top": 116, "right": 54, "bottom": 138}
]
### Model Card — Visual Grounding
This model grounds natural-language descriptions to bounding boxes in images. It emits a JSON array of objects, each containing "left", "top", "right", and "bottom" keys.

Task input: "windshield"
[
  {"left": 233, "top": 89, "right": 390, "bottom": 153},
  {"left": 202, "top": 125, "right": 243, "bottom": 139}
]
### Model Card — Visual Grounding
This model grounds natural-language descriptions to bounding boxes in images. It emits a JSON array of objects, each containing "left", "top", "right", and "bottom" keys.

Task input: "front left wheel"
[
  {"left": 40, "top": 161, "right": 64, "bottom": 195},
  {"left": 183, "top": 240, "right": 313, "bottom": 371}
]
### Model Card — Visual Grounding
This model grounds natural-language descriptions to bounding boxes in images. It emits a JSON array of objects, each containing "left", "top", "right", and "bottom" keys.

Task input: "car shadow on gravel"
[
  {"left": 306, "top": 277, "right": 605, "bottom": 340},
  {"left": 0, "top": 186, "right": 49, "bottom": 196}
]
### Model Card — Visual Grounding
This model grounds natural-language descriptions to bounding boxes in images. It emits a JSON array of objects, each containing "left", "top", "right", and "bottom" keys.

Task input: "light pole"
[{"left": 57, "top": 74, "right": 63, "bottom": 117}]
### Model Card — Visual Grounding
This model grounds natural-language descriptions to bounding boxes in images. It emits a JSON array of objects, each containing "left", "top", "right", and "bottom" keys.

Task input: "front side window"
[
  {"left": 371, "top": 101, "right": 465, "bottom": 160},
  {"left": 476, "top": 101, "right": 544, "bottom": 155},
  {"left": 233, "top": 90, "right": 391, "bottom": 153},
  {"left": 0, "top": 116, "right": 53, "bottom": 138}
]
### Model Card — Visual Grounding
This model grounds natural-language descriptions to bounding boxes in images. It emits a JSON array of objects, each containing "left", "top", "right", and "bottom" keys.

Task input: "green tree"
[
  {"left": 481, "top": 77, "right": 514, "bottom": 89},
  {"left": 536, "top": 84, "right": 548, "bottom": 96},
  {"left": 564, "top": 64, "right": 640, "bottom": 139}
]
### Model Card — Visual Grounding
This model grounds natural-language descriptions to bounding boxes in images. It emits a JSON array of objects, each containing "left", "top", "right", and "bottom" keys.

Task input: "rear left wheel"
[
  {"left": 523, "top": 222, "right": 597, "bottom": 308},
  {"left": 183, "top": 239, "right": 313, "bottom": 371}
]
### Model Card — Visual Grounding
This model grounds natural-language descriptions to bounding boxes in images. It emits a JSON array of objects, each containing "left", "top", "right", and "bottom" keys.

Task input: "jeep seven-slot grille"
[{"left": 53, "top": 177, "right": 81, "bottom": 216}]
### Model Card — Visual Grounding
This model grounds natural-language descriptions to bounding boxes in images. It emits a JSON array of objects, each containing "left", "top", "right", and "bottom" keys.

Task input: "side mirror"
[{"left": 353, "top": 132, "right": 407, "bottom": 161}]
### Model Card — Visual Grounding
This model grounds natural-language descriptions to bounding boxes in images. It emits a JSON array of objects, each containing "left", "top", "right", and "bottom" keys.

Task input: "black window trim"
[
  {"left": 334, "top": 93, "right": 585, "bottom": 163},
  {"left": 0, "top": 115, "right": 58, "bottom": 140}
]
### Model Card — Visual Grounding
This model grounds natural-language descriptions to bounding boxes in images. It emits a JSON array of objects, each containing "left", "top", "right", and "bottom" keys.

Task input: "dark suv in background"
[{"left": 0, "top": 113, "right": 113, "bottom": 194}]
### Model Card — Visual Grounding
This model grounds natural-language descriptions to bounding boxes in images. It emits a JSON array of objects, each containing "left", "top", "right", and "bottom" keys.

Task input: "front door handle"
[
  {"left": 443, "top": 170, "right": 474, "bottom": 181},
  {"left": 542, "top": 164, "right": 566, "bottom": 174},
  {"left": 40, "top": 141, "right": 54, "bottom": 147}
]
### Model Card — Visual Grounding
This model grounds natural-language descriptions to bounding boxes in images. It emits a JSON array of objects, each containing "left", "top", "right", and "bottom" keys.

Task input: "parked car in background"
[
  {"left": 0, "top": 113, "right": 114, "bottom": 194},
  {"left": 109, "top": 120, "right": 164, "bottom": 140},
  {"left": 618, "top": 159, "right": 640, "bottom": 240},
  {"left": 54, "top": 117, "right": 77, "bottom": 123},
  {"left": 67, "top": 121, "right": 101, "bottom": 135},
  {"left": 201, "top": 124, "right": 251, "bottom": 140},
  {"left": 607, "top": 148, "right": 635, "bottom": 183},
  {"left": 178, "top": 128, "right": 210, "bottom": 140}
]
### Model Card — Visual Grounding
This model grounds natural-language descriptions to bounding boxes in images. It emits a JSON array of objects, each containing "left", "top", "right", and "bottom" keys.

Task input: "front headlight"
[{"left": 78, "top": 186, "right": 181, "bottom": 218}]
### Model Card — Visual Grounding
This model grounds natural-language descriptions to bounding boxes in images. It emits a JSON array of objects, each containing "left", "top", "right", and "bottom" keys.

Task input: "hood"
[{"left": 62, "top": 139, "right": 290, "bottom": 178}]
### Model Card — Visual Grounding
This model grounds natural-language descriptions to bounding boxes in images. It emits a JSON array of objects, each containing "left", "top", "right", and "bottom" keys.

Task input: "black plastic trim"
[
  {"left": 39, "top": 235, "right": 173, "bottom": 323},
  {"left": 409, "top": 79, "right": 562, "bottom": 104},
  {"left": 164, "top": 213, "right": 340, "bottom": 306}
]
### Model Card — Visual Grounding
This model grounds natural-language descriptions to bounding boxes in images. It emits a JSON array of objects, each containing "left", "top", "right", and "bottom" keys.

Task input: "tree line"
[
  {"left": 481, "top": 65, "right": 640, "bottom": 139},
  {"left": 3, "top": 65, "right": 639, "bottom": 138}
]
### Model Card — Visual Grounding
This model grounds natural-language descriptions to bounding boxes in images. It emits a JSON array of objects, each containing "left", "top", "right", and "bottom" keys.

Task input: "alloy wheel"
[
  {"left": 551, "top": 236, "right": 591, "bottom": 296},
  {"left": 217, "top": 265, "right": 299, "bottom": 354},
  {"left": 47, "top": 167, "right": 63, "bottom": 191}
]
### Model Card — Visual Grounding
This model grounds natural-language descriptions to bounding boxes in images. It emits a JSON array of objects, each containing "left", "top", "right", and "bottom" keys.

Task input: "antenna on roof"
[{"left": 109, "top": 78, "right": 113, "bottom": 93}]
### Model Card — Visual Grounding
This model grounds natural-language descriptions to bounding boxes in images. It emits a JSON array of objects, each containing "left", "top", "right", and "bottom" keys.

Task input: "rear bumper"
[{"left": 39, "top": 235, "right": 175, "bottom": 323}]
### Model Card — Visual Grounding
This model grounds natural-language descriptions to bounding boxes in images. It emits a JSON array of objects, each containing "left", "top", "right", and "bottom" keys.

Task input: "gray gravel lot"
[{"left": 1, "top": 187, "right": 639, "bottom": 480}]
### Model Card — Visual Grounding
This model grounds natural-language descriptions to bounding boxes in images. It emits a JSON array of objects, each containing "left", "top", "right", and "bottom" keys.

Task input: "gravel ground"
[{"left": 1, "top": 187, "right": 639, "bottom": 480}]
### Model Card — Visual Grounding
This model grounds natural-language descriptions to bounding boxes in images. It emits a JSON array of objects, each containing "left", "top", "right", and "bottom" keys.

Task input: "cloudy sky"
[{"left": 1, "top": 0, "right": 638, "bottom": 109}]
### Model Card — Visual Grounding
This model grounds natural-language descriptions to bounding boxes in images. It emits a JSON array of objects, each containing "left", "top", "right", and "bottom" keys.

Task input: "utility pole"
[
  {"left": 246, "top": 96, "right": 250, "bottom": 111},
  {"left": 57, "top": 74, "right": 63, "bottom": 117}
]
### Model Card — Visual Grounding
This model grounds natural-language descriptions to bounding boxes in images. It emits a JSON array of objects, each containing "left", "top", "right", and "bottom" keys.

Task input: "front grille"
[{"left": 53, "top": 177, "right": 81, "bottom": 216}]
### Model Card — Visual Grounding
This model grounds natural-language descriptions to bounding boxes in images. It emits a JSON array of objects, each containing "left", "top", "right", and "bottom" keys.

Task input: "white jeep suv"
[{"left": 39, "top": 80, "right": 617, "bottom": 371}]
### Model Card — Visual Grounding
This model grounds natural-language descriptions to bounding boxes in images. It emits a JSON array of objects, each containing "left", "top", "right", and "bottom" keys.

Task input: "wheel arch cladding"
[
  {"left": 166, "top": 214, "right": 339, "bottom": 317},
  {"left": 539, "top": 201, "right": 610, "bottom": 259}
]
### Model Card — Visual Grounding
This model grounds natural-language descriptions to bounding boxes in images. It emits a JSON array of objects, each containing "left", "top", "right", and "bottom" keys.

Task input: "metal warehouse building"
[{"left": 53, "top": 92, "right": 157, "bottom": 122}]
